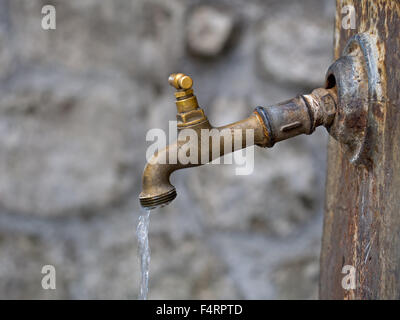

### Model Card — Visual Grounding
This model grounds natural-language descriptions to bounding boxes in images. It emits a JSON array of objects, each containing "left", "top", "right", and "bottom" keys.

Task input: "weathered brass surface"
[
  {"left": 257, "top": 87, "right": 337, "bottom": 147},
  {"left": 139, "top": 73, "right": 338, "bottom": 209},
  {"left": 167, "top": 73, "right": 208, "bottom": 128},
  {"left": 168, "top": 73, "right": 193, "bottom": 90}
]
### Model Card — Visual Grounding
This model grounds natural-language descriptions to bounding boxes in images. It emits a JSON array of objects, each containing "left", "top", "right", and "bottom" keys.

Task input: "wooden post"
[{"left": 320, "top": 0, "right": 400, "bottom": 299}]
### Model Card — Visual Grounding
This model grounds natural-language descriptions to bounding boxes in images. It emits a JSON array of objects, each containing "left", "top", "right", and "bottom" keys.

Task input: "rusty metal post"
[{"left": 320, "top": 0, "right": 400, "bottom": 299}]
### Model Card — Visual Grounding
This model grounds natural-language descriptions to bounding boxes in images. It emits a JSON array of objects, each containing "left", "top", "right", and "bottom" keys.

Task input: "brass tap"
[{"left": 139, "top": 73, "right": 337, "bottom": 209}]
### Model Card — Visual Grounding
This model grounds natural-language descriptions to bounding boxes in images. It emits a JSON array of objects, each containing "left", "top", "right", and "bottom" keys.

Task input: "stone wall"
[{"left": 0, "top": 0, "right": 335, "bottom": 299}]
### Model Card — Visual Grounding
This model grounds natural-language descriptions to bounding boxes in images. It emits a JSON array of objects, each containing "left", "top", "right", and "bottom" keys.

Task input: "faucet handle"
[
  {"left": 168, "top": 73, "right": 207, "bottom": 129},
  {"left": 168, "top": 73, "right": 193, "bottom": 90}
]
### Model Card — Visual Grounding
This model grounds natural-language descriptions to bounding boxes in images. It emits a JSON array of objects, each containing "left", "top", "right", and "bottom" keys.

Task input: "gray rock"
[
  {"left": 0, "top": 70, "right": 151, "bottom": 216},
  {"left": 0, "top": 232, "right": 71, "bottom": 299},
  {"left": 208, "top": 218, "right": 323, "bottom": 299},
  {"left": 149, "top": 234, "right": 240, "bottom": 299},
  {"left": 256, "top": 4, "right": 333, "bottom": 87},
  {"left": 186, "top": 6, "right": 234, "bottom": 57},
  {"left": 0, "top": 207, "right": 240, "bottom": 299},
  {"left": 0, "top": 28, "right": 14, "bottom": 80},
  {"left": 8, "top": 0, "right": 185, "bottom": 85},
  {"left": 272, "top": 253, "right": 320, "bottom": 300}
]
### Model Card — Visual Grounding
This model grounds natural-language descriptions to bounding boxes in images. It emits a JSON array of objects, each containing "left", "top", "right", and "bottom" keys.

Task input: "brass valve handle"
[
  {"left": 168, "top": 73, "right": 207, "bottom": 129},
  {"left": 168, "top": 73, "right": 193, "bottom": 90}
]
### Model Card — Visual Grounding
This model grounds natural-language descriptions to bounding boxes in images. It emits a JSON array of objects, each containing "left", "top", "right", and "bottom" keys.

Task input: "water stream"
[{"left": 137, "top": 209, "right": 151, "bottom": 300}]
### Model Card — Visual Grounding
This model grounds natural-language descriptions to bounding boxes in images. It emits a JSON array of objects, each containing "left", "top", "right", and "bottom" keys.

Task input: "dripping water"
[{"left": 137, "top": 209, "right": 151, "bottom": 300}]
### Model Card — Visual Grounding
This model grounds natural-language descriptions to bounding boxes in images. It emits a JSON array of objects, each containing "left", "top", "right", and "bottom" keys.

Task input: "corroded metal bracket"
[{"left": 325, "top": 33, "right": 385, "bottom": 166}]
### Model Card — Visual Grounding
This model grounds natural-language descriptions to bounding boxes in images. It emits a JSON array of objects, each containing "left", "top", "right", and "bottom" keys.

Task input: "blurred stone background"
[{"left": 0, "top": 0, "right": 335, "bottom": 299}]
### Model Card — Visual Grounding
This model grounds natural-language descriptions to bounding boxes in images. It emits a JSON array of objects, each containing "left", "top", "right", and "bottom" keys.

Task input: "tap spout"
[{"left": 139, "top": 113, "right": 269, "bottom": 209}]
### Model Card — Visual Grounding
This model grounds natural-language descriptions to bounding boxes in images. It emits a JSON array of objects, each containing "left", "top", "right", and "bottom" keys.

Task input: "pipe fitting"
[
  {"left": 323, "top": 33, "right": 385, "bottom": 166},
  {"left": 254, "top": 88, "right": 337, "bottom": 147}
]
